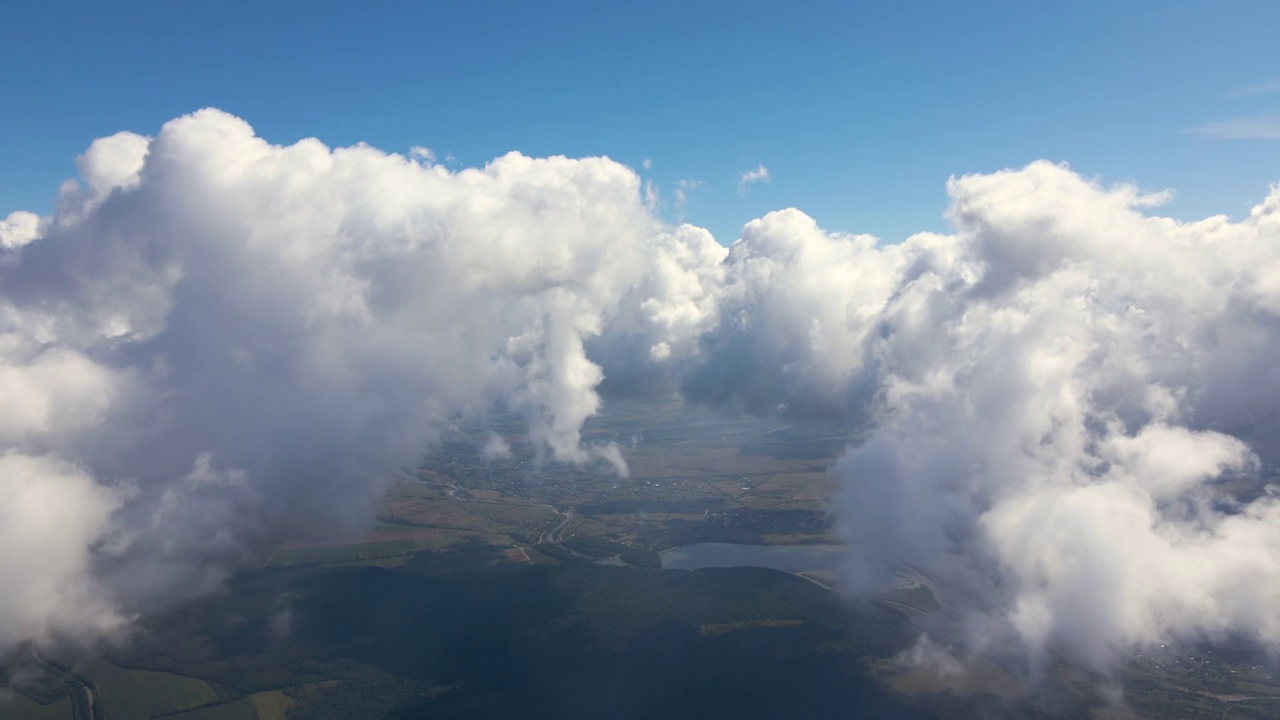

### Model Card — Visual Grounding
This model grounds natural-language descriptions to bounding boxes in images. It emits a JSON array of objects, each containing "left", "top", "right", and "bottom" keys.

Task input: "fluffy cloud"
[
  {"left": 693, "top": 161, "right": 1280, "bottom": 669},
  {"left": 737, "top": 164, "right": 770, "bottom": 193},
  {"left": 0, "top": 109, "right": 710, "bottom": 651},
  {"left": 682, "top": 209, "right": 953, "bottom": 418},
  {"left": 0, "top": 211, "right": 41, "bottom": 250},
  {"left": 0, "top": 453, "right": 123, "bottom": 650}
]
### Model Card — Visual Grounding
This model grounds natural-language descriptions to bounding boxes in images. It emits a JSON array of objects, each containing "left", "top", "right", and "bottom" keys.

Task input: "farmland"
[
  {"left": 82, "top": 657, "right": 220, "bottom": 718},
  {"left": 5, "top": 400, "right": 1279, "bottom": 719}
]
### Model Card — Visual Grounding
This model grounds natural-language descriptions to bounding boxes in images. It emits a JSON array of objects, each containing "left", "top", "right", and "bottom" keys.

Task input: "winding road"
[
  {"left": 412, "top": 473, "right": 582, "bottom": 555},
  {"left": 537, "top": 508, "right": 575, "bottom": 545},
  {"left": 30, "top": 650, "right": 97, "bottom": 720}
]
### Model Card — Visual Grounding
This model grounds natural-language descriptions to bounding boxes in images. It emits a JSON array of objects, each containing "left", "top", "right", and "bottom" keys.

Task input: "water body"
[{"left": 660, "top": 542, "right": 846, "bottom": 573}]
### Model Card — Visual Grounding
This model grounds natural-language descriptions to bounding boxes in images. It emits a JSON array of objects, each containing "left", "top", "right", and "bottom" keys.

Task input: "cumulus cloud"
[
  {"left": 682, "top": 209, "right": 904, "bottom": 417},
  {"left": 737, "top": 164, "right": 770, "bottom": 193},
  {"left": 0, "top": 109, "right": 709, "bottom": 652},
  {"left": 0, "top": 211, "right": 42, "bottom": 250},
  {"left": 1189, "top": 116, "right": 1280, "bottom": 139},
  {"left": 685, "top": 161, "right": 1280, "bottom": 670},
  {"left": 5, "top": 111, "right": 1280, "bottom": 681}
]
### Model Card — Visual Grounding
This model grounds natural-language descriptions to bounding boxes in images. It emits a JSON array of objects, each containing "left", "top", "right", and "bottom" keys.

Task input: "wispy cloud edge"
[
  {"left": 737, "top": 164, "right": 770, "bottom": 193},
  {"left": 1226, "top": 78, "right": 1280, "bottom": 98},
  {"left": 1188, "top": 116, "right": 1280, "bottom": 140}
]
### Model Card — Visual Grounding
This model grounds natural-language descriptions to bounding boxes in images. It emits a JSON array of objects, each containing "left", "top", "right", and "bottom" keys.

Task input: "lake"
[{"left": 659, "top": 542, "right": 847, "bottom": 573}]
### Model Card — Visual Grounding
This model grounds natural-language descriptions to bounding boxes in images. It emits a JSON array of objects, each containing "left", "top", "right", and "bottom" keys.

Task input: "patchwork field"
[{"left": 246, "top": 401, "right": 852, "bottom": 574}]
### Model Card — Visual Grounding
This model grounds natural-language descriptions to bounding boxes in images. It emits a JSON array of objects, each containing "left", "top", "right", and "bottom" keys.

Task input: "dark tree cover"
[{"left": 111, "top": 561, "right": 940, "bottom": 720}]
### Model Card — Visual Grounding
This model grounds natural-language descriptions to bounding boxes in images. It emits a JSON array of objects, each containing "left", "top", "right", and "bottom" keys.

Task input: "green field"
[
  {"left": 698, "top": 619, "right": 804, "bottom": 635},
  {"left": 264, "top": 538, "right": 419, "bottom": 566},
  {"left": 0, "top": 692, "right": 71, "bottom": 720},
  {"left": 164, "top": 690, "right": 292, "bottom": 720},
  {"left": 0, "top": 658, "right": 218, "bottom": 720},
  {"left": 167, "top": 699, "right": 257, "bottom": 720},
  {"left": 248, "top": 691, "right": 293, "bottom": 720},
  {"left": 83, "top": 657, "right": 219, "bottom": 719}
]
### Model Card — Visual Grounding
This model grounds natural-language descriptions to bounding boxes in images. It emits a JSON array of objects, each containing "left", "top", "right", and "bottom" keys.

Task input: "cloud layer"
[{"left": 3, "top": 110, "right": 1280, "bottom": 675}]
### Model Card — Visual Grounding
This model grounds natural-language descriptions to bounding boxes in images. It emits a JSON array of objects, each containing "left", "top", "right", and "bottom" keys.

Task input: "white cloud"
[
  {"left": 0, "top": 109, "right": 717, "bottom": 653},
  {"left": 642, "top": 179, "right": 659, "bottom": 212},
  {"left": 737, "top": 164, "right": 770, "bottom": 193},
  {"left": 408, "top": 146, "right": 436, "bottom": 164},
  {"left": 481, "top": 433, "right": 512, "bottom": 460},
  {"left": 0, "top": 452, "right": 124, "bottom": 650},
  {"left": 1226, "top": 78, "right": 1280, "bottom": 97},
  {"left": 0, "top": 211, "right": 41, "bottom": 249},
  {"left": 1189, "top": 116, "right": 1280, "bottom": 139},
  {"left": 672, "top": 178, "right": 701, "bottom": 218},
  {"left": 642, "top": 157, "right": 652, "bottom": 170},
  {"left": 686, "top": 160, "right": 1280, "bottom": 670}
]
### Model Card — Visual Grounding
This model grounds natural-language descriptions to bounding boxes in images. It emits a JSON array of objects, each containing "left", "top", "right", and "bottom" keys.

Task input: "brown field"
[
  {"left": 626, "top": 446, "right": 836, "bottom": 480},
  {"left": 737, "top": 472, "right": 838, "bottom": 507}
]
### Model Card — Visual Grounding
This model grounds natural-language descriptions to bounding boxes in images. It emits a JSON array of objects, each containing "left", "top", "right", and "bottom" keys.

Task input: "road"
[
  {"left": 894, "top": 562, "right": 951, "bottom": 611},
  {"left": 538, "top": 508, "right": 575, "bottom": 545},
  {"left": 30, "top": 650, "right": 97, "bottom": 720},
  {"left": 412, "top": 474, "right": 582, "bottom": 555}
]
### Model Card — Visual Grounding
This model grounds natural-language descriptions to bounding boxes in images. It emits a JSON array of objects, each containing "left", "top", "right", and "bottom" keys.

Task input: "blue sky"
[{"left": 3, "top": 0, "right": 1279, "bottom": 244}]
